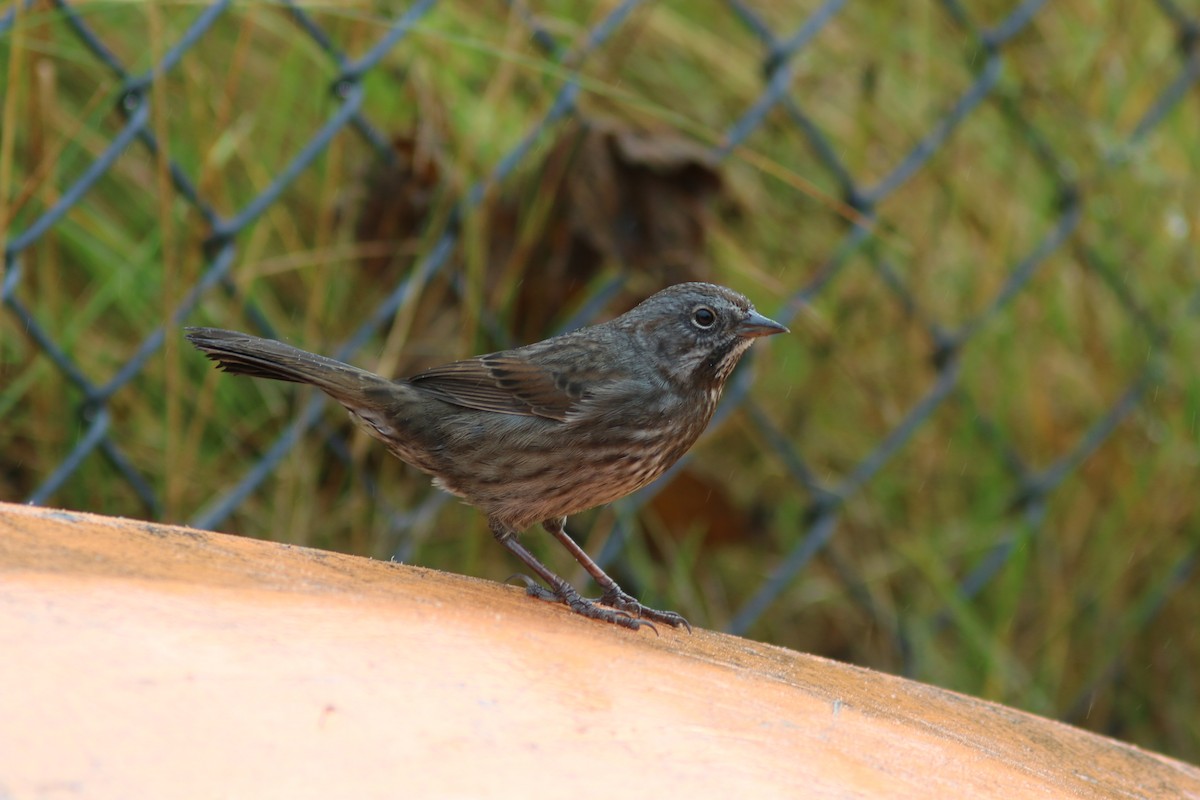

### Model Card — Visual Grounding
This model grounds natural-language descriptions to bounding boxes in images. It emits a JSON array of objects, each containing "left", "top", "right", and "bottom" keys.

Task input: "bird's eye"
[{"left": 691, "top": 306, "right": 717, "bottom": 329}]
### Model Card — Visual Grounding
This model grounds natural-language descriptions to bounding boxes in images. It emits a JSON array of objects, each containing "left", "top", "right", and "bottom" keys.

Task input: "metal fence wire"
[{"left": 3, "top": 0, "right": 1199, "bottom": 758}]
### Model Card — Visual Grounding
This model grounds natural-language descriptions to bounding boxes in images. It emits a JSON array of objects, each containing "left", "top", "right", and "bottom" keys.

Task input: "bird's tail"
[{"left": 184, "top": 327, "right": 394, "bottom": 407}]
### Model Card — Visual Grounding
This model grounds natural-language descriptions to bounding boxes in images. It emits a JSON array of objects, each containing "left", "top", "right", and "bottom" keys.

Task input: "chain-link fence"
[{"left": 3, "top": 0, "right": 1198, "bottom": 761}]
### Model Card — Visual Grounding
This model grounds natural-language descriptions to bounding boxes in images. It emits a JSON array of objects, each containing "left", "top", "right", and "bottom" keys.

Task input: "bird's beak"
[{"left": 737, "top": 309, "right": 789, "bottom": 338}]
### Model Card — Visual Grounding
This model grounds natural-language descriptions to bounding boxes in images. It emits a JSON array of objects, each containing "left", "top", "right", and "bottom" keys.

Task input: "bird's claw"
[
  {"left": 508, "top": 573, "right": 552, "bottom": 598},
  {"left": 599, "top": 586, "right": 692, "bottom": 633},
  {"left": 511, "top": 575, "right": 659, "bottom": 635}
]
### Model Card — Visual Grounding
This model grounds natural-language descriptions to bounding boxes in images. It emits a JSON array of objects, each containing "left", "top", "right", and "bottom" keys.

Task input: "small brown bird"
[{"left": 186, "top": 282, "right": 787, "bottom": 632}]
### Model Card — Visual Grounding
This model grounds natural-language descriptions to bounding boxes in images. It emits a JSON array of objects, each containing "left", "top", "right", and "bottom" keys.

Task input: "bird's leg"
[
  {"left": 489, "top": 522, "right": 656, "bottom": 634},
  {"left": 541, "top": 517, "right": 692, "bottom": 633}
]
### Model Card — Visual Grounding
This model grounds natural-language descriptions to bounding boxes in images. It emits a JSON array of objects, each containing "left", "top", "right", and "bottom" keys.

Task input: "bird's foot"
[
  {"left": 599, "top": 585, "right": 692, "bottom": 633},
  {"left": 508, "top": 575, "right": 658, "bottom": 635}
]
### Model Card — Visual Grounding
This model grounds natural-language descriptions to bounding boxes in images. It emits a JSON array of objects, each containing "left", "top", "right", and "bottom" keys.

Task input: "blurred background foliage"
[{"left": 2, "top": 0, "right": 1198, "bottom": 763}]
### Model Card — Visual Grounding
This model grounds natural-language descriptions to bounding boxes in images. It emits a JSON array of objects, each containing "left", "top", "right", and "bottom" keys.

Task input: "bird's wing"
[{"left": 408, "top": 351, "right": 586, "bottom": 421}]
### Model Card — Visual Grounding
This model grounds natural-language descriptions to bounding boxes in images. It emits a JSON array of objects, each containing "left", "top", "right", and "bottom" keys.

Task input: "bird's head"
[{"left": 615, "top": 282, "right": 788, "bottom": 390}]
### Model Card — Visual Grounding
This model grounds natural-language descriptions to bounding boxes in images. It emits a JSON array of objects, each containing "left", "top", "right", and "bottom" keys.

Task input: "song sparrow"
[{"left": 186, "top": 282, "right": 787, "bottom": 632}]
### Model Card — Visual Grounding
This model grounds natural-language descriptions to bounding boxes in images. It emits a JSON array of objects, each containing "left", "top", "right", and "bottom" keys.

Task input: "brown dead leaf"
[
  {"left": 350, "top": 116, "right": 725, "bottom": 344},
  {"left": 498, "top": 116, "right": 725, "bottom": 336},
  {"left": 354, "top": 134, "right": 446, "bottom": 277},
  {"left": 647, "top": 468, "right": 764, "bottom": 552}
]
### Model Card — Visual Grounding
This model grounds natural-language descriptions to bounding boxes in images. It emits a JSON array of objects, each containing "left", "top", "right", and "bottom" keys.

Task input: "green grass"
[{"left": 2, "top": 0, "right": 1198, "bottom": 764}]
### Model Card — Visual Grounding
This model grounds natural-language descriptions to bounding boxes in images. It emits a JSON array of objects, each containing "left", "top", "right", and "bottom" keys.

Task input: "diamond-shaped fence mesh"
[{"left": 3, "top": 0, "right": 1198, "bottom": 761}]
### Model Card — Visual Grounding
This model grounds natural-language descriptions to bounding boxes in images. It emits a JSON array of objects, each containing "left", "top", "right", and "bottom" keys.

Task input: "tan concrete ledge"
[{"left": 1, "top": 501, "right": 1197, "bottom": 798}]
